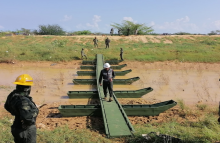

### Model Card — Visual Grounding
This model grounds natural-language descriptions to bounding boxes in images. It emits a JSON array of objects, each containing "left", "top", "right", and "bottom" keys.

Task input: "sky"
[{"left": 0, "top": 0, "right": 220, "bottom": 34}]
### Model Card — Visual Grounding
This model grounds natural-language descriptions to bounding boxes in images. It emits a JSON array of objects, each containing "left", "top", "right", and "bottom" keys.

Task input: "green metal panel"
[
  {"left": 105, "top": 60, "right": 123, "bottom": 65},
  {"left": 111, "top": 64, "right": 127, "bottom": 69},
  {"left": 80, "top": 65, "right": 96, "bottom": 70},
  {"left": 73, "top": 79, "right": 96, "bottom": 85},
  {"left": 73, "top": 77, "right": 140, "bottom": 85},
  {"left": 82, "top": 60, "right": 122, "bottom": 65},
  {"left": 58, "top": 100, "right": 177, "bottom": 117},
  {"left": 123, "top": 100, "right": 177, "bottom": 116},
  {"left": 67, "top": 87, "right": 153, "bottom": 99},
  {"left": 82, "top": 60, "right": 96, "bottom": 65},
  {"left": 67, "top": 91, "right": 98, "bottom": 99},
  {"left": 58, "top": 105, "right": 101, "bottom": 116},
  {"left": 77, "top": 69, "right": 132, "bottom": 76},
  {"left": 80, "top": 64, "right": 127, "bottom": 70},
  {"left": 115, "top": 87, "right": 153, "bottom": 98}
]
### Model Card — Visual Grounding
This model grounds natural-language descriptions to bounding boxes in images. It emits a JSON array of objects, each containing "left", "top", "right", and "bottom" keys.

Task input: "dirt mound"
[
  {"left": 35, "top": 99, "right": 179, "bottom": 131},
  {"left": 36, "top": 102, "right": 104, "bottom": 132},
  {"left": 118, "top": 98, "right": 160, "bottom": 105}
]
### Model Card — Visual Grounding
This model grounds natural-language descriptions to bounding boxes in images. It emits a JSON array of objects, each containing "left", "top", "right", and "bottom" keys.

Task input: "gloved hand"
[{"left": 21, "top": 120, "right": 29, "bottom": 129}]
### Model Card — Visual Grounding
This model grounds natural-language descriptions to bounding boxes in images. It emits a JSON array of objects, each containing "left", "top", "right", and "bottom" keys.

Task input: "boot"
[
  {"left": 104, "top": 97, "right": 107, "bottom": 101},
  {"left": 109, "top": 97, "right": 113, "bottom": 102}
]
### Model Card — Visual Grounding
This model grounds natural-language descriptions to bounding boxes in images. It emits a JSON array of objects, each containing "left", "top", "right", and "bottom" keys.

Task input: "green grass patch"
[{"left": 1, "top": 35, "right": 220, "bottom": 62}]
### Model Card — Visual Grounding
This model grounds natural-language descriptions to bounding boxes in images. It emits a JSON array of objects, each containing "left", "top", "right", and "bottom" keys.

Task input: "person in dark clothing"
[
  {"left": 4, "top": 74, "right": 39, "bottom": 143},
  {"left": 118, "top": 29, "right": 121, "bottom": 36},
  {"left": 93, "top": 37, "right": 98, "bottom": 48},
  {"left": 127, "top": 28, "right": 130, "bottom": 36},
  {"left": 99, "top": 63, "right": 115, "bottom": 102},
  {"left": 105, "top": 38, "right": 110, "bottom": 49},
  {"left": 120, "top": 48, "right": 124, "bottom": 61},
  {"left": 81, "top": 48, "right": 87, "bottom": 59},
  {"left": 110, "top": 28, "right": 114, "bottom": 36},
  {"left": 135, "top": 29, "right": 138, "bottom": 35}
]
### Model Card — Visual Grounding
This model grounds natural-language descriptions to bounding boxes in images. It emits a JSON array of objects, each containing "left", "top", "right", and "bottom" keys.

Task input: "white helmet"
[{"left": 104, "top": 63, "right": 110, "bottom": 68}]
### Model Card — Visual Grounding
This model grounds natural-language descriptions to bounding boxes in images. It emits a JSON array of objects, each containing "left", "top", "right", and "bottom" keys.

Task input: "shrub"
[{"left": 37, "top": 24, "right": 65, "bottom": 35}]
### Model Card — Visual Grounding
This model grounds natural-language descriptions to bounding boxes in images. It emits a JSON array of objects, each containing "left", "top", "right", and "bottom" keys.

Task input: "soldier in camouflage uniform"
[
  {"left": 110, "top": 28, "right": 114, "bottom": 36},
  {"left": 4, "top": 74, "right": 39, "bottom": 143},
  {"left": 127, "top": 28, "right": 130, "bottom": 36},
  {"left": 105, "top": 38, "right": 110, "bottom": 49},
  {"left": 93, "top": 37, "right": 98, "bottom": 48},
  {"left": 118, "top": 28, "right": 121, "bottom": 36},
  {"left": 120, "top": 48, "right": 124, "bottom": 61},
  {"left": 81, "top": 48, "right": 87, "bottom": 60}
]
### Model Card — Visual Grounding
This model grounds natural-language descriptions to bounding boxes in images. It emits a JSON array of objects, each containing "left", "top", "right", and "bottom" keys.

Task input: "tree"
[
  {"left": 111, "top": 20, "right": 154, "bottom": 35},
  {"left": 71, "top": 30, "right": 92, "bottom": 35},
  {"left": 208, "top": 30, "right": 220, "bottom": 35},
  {"left": 174, "top": 32, "right": 192, "bottom": 35},
  {"left": 37, "top": 24, "right": 65, "bottom": 35}
]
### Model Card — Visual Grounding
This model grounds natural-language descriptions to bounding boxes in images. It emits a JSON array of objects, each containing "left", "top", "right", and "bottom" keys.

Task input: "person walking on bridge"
[
  {"left": 81, "top": 48, "right": 87, "bottom": 60},
  {"left": 99, "top": 63, "right": 115, "bottom": 102},
  {"left": 93, "top": 37, "right": 98, "bottom": 48},
  {"left": 4, "top": 74, "right": 39, "bottom": 143}
]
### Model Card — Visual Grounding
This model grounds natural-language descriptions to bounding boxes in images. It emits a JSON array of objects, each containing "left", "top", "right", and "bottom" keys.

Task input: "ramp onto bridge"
[{"left": 96, "top": 54, "right": 134, "bottom": 138}]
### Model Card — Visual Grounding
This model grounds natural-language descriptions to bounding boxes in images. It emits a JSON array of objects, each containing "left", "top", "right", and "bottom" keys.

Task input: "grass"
[
  {"left": 1, "top": 104, "right": 220, "bottom": 143},
  {"left": 1, "top": 35, "right": 220, "bottom": 62},
  {"left": 128, "top": 113, "right": 220, "bottom": 143}
]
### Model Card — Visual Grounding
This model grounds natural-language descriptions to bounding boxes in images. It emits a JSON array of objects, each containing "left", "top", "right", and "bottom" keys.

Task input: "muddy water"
[
  {"left": 0, "top": 64, "right": 138, "bottom": 105},
  {"left": 130, "top": 69, "right": 220, "bottom": 105},
  {"left": 1, "top": 63, "right": 220, "bottom": 105}
]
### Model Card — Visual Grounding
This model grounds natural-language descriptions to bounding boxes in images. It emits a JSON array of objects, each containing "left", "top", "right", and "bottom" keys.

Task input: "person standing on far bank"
[
  {"left": 118, "top": 28, "right": 121, "bottom": 36},
  {"left": 81, "top": 48, "right": 87, "bottom": 60},
  {"left": 105, "top": 37, "right": 110, "bottom": 49},
  {"left": 99, "top": 63, "right": 115, "bottom": 102},
  {"left": 93, "top": 37, "right": 98, "bottom": 48},
  {"left": 120, "top": 48, "right": 124, "bottom": 61},
  {"left": 4, "top": 74, "right": 39, "bottom": 143},
  {"left": 127, "top": 28, "right": 130, "bottom": 36},
  {"left": 110, "top": 28, "right": 114, "bottom": 36}
]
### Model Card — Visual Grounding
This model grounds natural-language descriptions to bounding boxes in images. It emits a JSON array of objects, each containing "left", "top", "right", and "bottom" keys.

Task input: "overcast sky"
[{"left": 0, "top": 0, "right": 220, "bottom": 34}]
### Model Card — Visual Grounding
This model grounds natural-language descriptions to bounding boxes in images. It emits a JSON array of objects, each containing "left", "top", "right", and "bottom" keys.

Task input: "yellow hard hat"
[{"left": 13, "top": 74, "right": 34, "bottom": 86}]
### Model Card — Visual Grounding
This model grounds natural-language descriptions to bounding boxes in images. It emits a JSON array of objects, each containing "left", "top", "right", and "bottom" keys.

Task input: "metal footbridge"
[
  {"left": 96, "top": 54, "right": 134, "bottom": 137},
  {"left": 59, "top": 54, "right": 177, "bottom": 138}
]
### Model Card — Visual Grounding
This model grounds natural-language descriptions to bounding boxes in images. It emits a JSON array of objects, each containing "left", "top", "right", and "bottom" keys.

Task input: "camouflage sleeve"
[
  {"left": 4, "top": 91, "right": 15, "bottom": 114},
  {"left": 17, "top": 98, "right": 37, "bottom": 126}
]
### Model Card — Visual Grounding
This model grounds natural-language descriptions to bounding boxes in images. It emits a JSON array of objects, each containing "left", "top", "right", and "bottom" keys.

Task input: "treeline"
[{"left": 0, "top": 24, "right": 220, "bottom": 36}]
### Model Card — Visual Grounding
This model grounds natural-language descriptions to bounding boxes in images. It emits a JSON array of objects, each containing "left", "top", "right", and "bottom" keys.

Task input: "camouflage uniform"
[
  {"left": 105, "top": 38, "right": 110, "bottom": 48},
  {"left": 118, "top": 29, "right": 121, "bottom": 36},
  {"left": 135, "top": 29, "right": 138, "bottom": 35},
  {"left": 120, "top": 48, "right": 124, "bottom": 61},
  {"left": 110, "top": 28, "right": 114, "bottom": 36},
  {"left": 93, "top": 37, "right": 98, "bottom": 48},
  {"left": 4, "top": 85, "right": 39, "bottom": 143},
  {"left": 81, "top": 48, "right": 87, "bottom": 59},
  {"left": 127, "top": 28, "right": 130, "bottom": 36}
]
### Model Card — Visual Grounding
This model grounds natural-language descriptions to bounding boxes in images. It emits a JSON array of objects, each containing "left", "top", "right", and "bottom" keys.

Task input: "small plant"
[
  {"left": 196, "top": 104, "right": 207, "bottom": 111},
  {"left": 51, "top": 39, "right": 68, "bottom": 47},
  {"left": 177, "top": 99, "right": 185, "bottom": 110}
]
